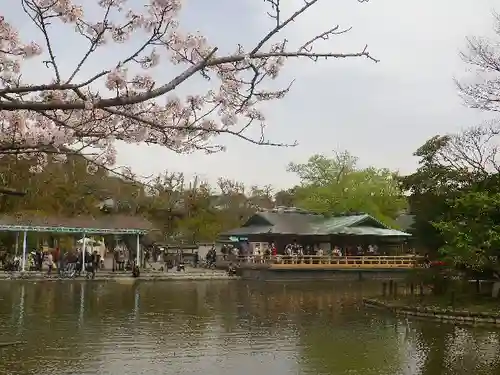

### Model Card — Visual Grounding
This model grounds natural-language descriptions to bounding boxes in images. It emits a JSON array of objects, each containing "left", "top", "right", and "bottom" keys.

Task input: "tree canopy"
[
  {"left": 400, "top": 13, "right": 500, "bottom": 264},
  {"left": 401, "top": 125, "right": 500, "bottom": 273},
  {"left": 0, "top": 148, "right": 410, "bottom": 244},
  {"left": 287, "top": 151, "right": 407, "bottom": 225}
]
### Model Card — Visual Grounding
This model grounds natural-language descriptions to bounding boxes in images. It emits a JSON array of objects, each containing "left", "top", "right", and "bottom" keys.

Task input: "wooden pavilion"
[{"left": 219, "top": 207, "right": 410, "bottom": 254}]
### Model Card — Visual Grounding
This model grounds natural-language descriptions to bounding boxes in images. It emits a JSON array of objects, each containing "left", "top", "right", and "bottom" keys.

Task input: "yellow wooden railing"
[{"left": 228, "top": 255, "right": 421, "bottom": 270}]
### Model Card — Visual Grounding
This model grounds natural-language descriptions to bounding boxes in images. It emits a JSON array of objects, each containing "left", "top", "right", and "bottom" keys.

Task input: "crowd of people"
[
  {"left": 0, "top": 246, "right": 105, "bottom": 277},
  {"left": 0, "top": 240, "right": 402, "bottom": 277},
  {"left": 218, "top": 240, "right": 382, "bottom": 261},
  {"left": 282, "top": 242, "right": 381, "bottom": 257}
]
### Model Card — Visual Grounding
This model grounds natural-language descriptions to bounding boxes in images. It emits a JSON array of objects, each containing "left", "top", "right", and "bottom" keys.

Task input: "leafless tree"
[
  {"left": 457, "top": 13, "right": 500, "bottom": 112},
  {"left": 416, "top": 124, "right": 500, "bottom": 175}
]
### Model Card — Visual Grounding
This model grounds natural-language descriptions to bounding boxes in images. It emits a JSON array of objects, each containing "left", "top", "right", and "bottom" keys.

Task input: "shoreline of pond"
[
  {"left": 363, "top": 297, "right": 500, "bottom": 326},
  {"left": 0, "top": 270, "right": 238, "bottom": 282}
]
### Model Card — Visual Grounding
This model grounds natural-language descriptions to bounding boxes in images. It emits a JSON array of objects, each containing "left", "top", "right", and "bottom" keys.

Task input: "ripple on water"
[{"left": 1, "top": 281, "right": 500, "bottom": 375}]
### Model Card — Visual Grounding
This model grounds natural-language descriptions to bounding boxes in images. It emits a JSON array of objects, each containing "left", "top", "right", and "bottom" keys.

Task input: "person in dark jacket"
[{"left": 193, "top": 251, "right": 199, "bottom": 268}]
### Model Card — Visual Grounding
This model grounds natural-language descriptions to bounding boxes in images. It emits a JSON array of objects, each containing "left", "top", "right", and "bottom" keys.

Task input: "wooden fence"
[{"left": 225, "top": 255, "right": 421, "bottom": 270}]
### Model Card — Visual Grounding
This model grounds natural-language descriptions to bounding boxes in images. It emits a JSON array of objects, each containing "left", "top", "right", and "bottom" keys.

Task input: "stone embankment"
[
  {"left": 363, "top": 298, "right": 500, "bottom": 326},
  {"left": 0, "top": 269, "right": 236, "bottom": 282}
]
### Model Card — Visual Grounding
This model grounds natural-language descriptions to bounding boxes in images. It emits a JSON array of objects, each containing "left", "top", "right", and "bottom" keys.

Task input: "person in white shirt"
[{"left": 46, "top": 252, "right": 54, "bottom": 275}]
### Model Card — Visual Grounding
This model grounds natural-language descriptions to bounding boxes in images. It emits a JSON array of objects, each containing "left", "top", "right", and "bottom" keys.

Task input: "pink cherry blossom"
[{"left": 0, "top": 0, "right": 377, "bottom": 174}]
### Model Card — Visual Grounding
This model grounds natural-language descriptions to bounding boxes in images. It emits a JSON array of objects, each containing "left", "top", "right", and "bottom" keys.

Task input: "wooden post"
[
  {"left": 393, "top": 282, "right": 398, "bottom": 297},
  {"left": 419, "top": 283, "right": 424, "bottom": 297},
  {"left": 410, "top": 283, "right": 414, "bottom": 296},
  {"left": 382, "top": 282, "right": 387, "bottom": 296},
  {"left": 389, "top": 280, "right": 394, "bottom": 295},
  {"left": 450, "top": 291, "right": 455, "bottom": 309}
]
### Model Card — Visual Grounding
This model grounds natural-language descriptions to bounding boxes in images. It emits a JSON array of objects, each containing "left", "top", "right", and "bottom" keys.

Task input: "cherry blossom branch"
[
  {"left": 66, "top": 4, "right": 113, "bottom": 84},
  {"left": 0, "top": 49, "right": 372, "bottom": 109},
  {"left": 103, "top": 106, "right": 294, "bottom": 147},
  {"left": 0, "top": 0, "right": 376, "bottom": 173},
  {"left": 20, "top": 0, "right": 62, "bottom": 82}
]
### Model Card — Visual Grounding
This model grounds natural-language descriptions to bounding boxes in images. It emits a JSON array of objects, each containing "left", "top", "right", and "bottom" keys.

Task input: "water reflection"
[
  {"left": 17, "top": 284, "right": 25, "bottom": 334},
  {"left": 133, "top": 286, "right": 140, "bottom": 321},
  {"left": 0, "top": 281, "right": 499, "bottom": 375},
  {"left": 79, "top": 282, "right": 85, "bottom": 327}
]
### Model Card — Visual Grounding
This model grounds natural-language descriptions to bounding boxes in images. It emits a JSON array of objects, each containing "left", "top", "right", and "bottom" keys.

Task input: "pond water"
[{"left": 0, "top": 280, "right": 500, "bottom": 375}]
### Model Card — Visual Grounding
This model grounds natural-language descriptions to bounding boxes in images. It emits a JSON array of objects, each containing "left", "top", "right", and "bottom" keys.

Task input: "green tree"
[
  {"left": 401, "top": 127, "right": 499, "bottom": 255},
  {"left": 433, "top": 190, "right": 500, "bottom": 276},
  {"left": 0, "top": 154, "right": 106, "bottom": 215},
  {"left": 288, "top": 151, "right": 406, "bottom": 225}
]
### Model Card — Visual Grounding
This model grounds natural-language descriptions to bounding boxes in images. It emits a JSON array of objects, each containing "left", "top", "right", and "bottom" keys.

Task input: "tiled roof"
[
  {"left": 334, "top": 226, "right": 410, "bottom": 236},
  {"left": 220, "top": 209, "right": 410, "bottom": 237}
]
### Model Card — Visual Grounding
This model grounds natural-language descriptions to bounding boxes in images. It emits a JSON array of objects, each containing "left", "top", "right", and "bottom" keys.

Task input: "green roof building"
[{"left": 219, "top": 207, "right": 410, "bottom": 253}]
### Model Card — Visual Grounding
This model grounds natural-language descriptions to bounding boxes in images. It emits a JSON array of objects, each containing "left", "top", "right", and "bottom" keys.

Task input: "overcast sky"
[{"left": 6, "top": 0, "right": 499, "bottom": 189}]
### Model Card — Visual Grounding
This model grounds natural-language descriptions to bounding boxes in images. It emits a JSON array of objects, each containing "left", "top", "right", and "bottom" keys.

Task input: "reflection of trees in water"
[
  {"left": 300, "top": 322, "right": 403, "bottom": 375},
  {"left": 439, "top": 327, "right": 500, "bottom": 375},
  {"left": 2, "top": 281, "right": 500, "bottom": 375},
  {"left": 418, "top": 322, "right": 450, "bottom": 375},
  {"left": 392, "top": 319, "right": 500, "bottom": 375},
  {"left": 0, "top": 282, "right": 104, "bottom": 375},
  {"left": 213, "top": 281, "right": 376, "bottom": 322},
  {"left": 0, "top": 282, "right": 187, "bottom": 374}
]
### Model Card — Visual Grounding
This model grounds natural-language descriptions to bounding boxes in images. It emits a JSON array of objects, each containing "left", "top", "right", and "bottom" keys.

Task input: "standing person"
[
  {"left": 193, "top": 250, "right": 199, "bottom": 268},
  {"left": 112, "top": 248, "right": 118, "bottom": 272},
  {"left": 333, "top": 246, "right": 342, "bottom": 257},
  {"left": 270, "top": 242, "right": 277, "bottom": 257},
  {"left": 36, "top": 247, "right": 44, "bottom": 271},
  {"left": 355, "top": 245, "right": 364, "bottom": 256},
  {"left": 142, "top": 247, "right": 148, "bottom": 269},
  {"left": 296, "top": 242, "right": 304, "bottom": 263},
  {"left": 176, "top": 249, "right": 183, "bottom": 268},
  {"left": 118, "top": 248, "right": 125, "bottom": 271},
  {"left": 423, "top": 253, "right": 431, "bottom": 268},
  {"left": 57, "top": 248, "right": 65, "bottom": 275},
  {"left": 305, "top": 245, "right": 312, "bottom": 256},
  {"left": 46, "top": 251, "right": 53, "bottom": 275},
  {"left": 264, "top": 246, "right": 271, "bottom": 262}
]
